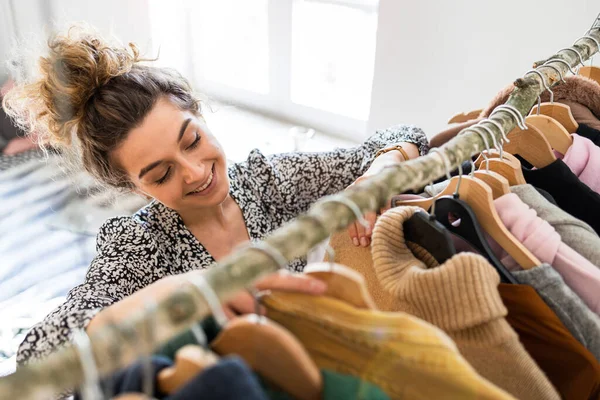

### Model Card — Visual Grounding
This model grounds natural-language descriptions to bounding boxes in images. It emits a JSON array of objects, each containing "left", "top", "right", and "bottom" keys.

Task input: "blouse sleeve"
[
  {"left": 232, "top": 124, "right": 427, "bottom": 216},
  {"left": 16, "top": 217, "right": 160, "bottom": 366}
]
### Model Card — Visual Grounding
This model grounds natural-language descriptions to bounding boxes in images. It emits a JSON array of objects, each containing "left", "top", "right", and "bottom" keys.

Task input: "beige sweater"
[{"left": 330, "top": 206, "right": 559, "bottom": 400}]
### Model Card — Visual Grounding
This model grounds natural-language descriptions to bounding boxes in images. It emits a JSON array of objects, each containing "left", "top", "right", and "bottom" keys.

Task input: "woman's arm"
[{"left": 232, "top": 124, "right": 427, "bottom": 218}]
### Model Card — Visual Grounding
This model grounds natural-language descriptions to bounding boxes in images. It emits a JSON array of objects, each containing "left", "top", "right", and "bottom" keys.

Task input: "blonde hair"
[{"left": 3, "top": 26, "right": 201, "bottom": 188}]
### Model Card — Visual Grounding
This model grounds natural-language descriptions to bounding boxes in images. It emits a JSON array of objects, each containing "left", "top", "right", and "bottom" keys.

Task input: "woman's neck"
[{"left": 179, "top": 195, "right": 234, "bottom": 229}]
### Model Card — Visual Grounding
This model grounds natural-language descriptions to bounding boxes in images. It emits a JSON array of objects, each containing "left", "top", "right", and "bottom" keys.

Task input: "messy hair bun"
[{"left": 3, "top": 26, "right": 201, "bottom": 188}]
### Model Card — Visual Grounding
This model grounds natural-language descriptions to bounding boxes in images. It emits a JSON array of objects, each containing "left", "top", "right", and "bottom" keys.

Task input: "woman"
[{"left": 3, "top": 27, "right": 428, "bottom": 366}]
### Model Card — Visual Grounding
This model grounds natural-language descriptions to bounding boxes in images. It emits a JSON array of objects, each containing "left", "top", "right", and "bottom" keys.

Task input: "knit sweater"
[{"left": 370, "top": 206, "right": 560, "bottom": 400}]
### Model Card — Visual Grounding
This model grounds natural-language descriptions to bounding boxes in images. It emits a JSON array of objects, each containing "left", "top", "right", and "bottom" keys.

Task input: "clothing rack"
[{"left": 3, "top": 15, "right": 600, "bottom": 399}]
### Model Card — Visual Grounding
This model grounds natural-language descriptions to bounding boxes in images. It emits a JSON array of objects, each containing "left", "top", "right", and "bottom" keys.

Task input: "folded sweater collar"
[{"left": 371, "top": 206, "right": 508, "bottom": 335}]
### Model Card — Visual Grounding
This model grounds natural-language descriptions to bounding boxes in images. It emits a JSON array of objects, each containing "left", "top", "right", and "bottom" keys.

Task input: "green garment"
[{"left": 263, "top": 370, "right": 390, "bottom": 400}]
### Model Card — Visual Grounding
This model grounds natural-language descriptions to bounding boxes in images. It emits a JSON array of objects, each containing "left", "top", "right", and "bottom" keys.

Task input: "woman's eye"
[
  {"left": 155, "top": 167, "right": 172, "bottom": 185},
  {"left": 187, "top": 132, "right": 200, "bottom": 150}
]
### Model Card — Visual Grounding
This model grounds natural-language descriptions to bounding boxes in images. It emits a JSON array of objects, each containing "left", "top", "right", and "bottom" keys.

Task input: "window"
[
  {"left": 192, "top": 0, "right": 270, "bottom": 94},
  {"left": 291, "top": 0, "right": 378, "bottom": 121},
  {"left": 149, "top": 0, "right": 380, "bottom": 138}
]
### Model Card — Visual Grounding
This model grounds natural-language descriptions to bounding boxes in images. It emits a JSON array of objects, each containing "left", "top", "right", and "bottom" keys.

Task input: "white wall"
[{"left": 368, "top": 1, "right": 600, "bottom": 138}]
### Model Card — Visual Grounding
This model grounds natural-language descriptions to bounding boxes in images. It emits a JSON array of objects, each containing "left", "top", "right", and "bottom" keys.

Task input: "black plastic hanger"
[
  {"left": 392, "top": 197, "right": 456, "bottom": 264},
  {"left": 434, "top": 195, "right": 517, "bottom": 284}
]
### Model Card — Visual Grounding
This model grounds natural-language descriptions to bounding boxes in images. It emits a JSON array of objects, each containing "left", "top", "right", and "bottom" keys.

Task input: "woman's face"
[{"left": 113, "top": 97, "right": 229, "bottom": 212}]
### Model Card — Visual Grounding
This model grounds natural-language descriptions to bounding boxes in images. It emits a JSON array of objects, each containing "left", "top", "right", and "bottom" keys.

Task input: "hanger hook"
[
  {"left": 462, "top": 127, "right": 490, "bottom": 172},
  {"left": 544, "top": 58, "right": 577, "bottom": 75},
  {"left": 325, "top": 244, "right": 336, "bottom": 272},
  {"left": 476, "top": 122, "right": 504, "bottom": 160},
  {"left": 189, "top": 274, "right": 230, "bottom": 328},
  {"left": 523, "top": 69, "right": 554, "bottom": 103},
  {"left": 428, "top": 148, "right": 452, "bottom": 215},
  {"left": 429, "top": 148, "right": 452, "bottom": 180},
  {"left": 453, "top": 157, "right": 464, "bottom": 197},
  {"left": 73, "top": 329, "right": 104, "bottom": 400},
  {"left": 574, "top": 35, "right": 600, "bottom": 66},
  {"left": 537, "top": 64, "right": 566, "bottom": 84},
  {"left": 490, "top": 105, "right": 527, "bottom": 130},
  {"left": 558, "top": 47, "right": 585, "bottom": 70},
  {"left": 249, "top": 241, "right": 289, "bottom": 270},
  {"left": 326, "top": 195, "right": 371, "bottom": 229},
  {"left": 484, "top": 118, "right": 510, "bottom": 144},
  {"left": 468, "top": 158, "right": 477, "bottom": 177}
]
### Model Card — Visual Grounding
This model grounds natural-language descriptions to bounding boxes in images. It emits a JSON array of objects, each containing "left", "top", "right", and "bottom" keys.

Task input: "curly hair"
[{"left": 2, "top": 26, "right": 202, "bottom": 188}]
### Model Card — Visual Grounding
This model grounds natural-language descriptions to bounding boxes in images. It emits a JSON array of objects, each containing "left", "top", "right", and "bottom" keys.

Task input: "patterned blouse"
[{"left": 17, "top": 125, "right": 428, "bottom": 365}]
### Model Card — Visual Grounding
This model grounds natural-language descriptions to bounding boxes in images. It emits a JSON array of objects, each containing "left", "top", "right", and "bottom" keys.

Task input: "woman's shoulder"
[{"left": 96, "top": 200, "right": 177, "bottom": 250}]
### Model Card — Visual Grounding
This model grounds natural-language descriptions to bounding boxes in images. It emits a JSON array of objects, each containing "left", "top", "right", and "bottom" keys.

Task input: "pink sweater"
[
  {"left": 491, "top": 193, "right": 600, "bottom": 315},
  {"left": 555, "top": 134, "right": 600, "bottom": 192}
]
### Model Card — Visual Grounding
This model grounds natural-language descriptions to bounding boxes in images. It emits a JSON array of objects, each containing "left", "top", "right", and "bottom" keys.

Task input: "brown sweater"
[{"left": 329, "top": 206, "right": 560, "bottom": 400}]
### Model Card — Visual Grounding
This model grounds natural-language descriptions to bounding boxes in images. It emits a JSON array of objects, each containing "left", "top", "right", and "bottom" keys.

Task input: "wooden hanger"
[
  {"left": 579, "top": 66, "right": 600, "bottom": 85},
  {"left": 525, "top": 114, "right": 572, "bottom": 154},
  {"left": 303, "top": 262, "right": 377, "bottom": 310},
  {"left": 396, "top": 175, "right": 539, "bottom": 270},
  {"left": 531, "top": 103, "right": 579, "bottom": 133},
  {"left": 472, "top": 170, "right": 510, "bottom": 199},
  {"left": 503, "top": 122, "right": 556, "bottom": 168},
  {"left": 211, "top": 314, "right": 322, "bottom": 400},
  {"left": 447, "top": 108, "right": 483, "bottom": 124},
  {"left": 474, "top": 151, "right": 527, "bottom": 186},
  {"left": 158, "top": 345, "right": 219, "bottom": 394}
]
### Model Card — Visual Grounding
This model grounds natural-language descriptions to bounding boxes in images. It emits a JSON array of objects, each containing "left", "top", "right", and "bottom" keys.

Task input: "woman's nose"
[{"left": 182, "top": 160, "right": 205, "bottom": 185}]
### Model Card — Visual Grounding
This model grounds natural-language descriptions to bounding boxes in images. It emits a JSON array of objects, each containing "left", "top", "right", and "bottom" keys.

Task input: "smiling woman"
[{"left": 2, "top": 25, "right": 428, "bottom": 367}]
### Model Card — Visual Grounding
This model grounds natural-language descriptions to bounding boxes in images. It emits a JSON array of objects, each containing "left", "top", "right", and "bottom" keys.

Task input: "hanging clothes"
[
  {"left": 578, "top": 123, "right": 600, "bottom": 146},
  {"left": 326, "top": 231, "right": 400, "bottom": 310},
  {"left": 369, "top": 206, "right": 559, "bottom": 400},
  {"left": 166, "top": 357, "right": 268, "bottom": 400},
  {"left": 498, "top": 284, "right": 600, "bottom": 400},
  {"left": 553, "top": 134, "right": 600, "bottom": 192},
  {"left": 479, "top": 75, "right": 600, "bottom": 123},
  {"left": 560, "top": 99, "right": 600, "bottom": 132},
  {"left": 511, "top": 184, "right": 600, "bottom": 267},
  {"left": 490, "top": 193, "right": 600, "bottom": 314},
  {"left": 392, "top": 187, "right": 600, "bottom": 359},
  {"left": 263, "top": 292, "right": 515, "bottom": 399},
  {"left": 516, "top": 158, "right": 600, "bottom": 234},
  {"left": 511, "top": 264, "right": 600, "bottom": 363}
]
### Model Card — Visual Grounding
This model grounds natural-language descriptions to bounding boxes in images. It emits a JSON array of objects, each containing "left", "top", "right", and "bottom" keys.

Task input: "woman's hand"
[
  {"left": 346, "top": 142, "right": 418, "bottom": 247},
  {"left": 222, "top": 270, "right": 327, "bottom": 318}
]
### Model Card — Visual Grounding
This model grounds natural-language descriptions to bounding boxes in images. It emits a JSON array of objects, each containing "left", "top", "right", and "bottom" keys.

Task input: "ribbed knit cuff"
[{"left": 372, "top": 207, "right": 509, "bottom": 334}]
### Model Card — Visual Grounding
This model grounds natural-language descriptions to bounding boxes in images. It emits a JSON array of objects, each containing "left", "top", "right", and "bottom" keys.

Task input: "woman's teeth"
[{"left": 191, "top": 170, "right": 213, "bottom": 193}]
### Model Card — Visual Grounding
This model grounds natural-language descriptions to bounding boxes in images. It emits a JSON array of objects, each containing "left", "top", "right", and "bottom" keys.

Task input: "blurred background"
[{"left": 0, "top": 0, "right": 598, "bottom": 373}]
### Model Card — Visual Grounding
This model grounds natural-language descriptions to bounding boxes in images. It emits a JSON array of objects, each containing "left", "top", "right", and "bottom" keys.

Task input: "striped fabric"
[{"left": 0, "top": 151, "right": 146, "bottom": 375}]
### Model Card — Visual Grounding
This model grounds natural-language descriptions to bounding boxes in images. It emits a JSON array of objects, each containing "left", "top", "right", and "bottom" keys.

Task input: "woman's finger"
[
  {"left": 255, "top": 272, "right": 327, "bottom": 295},
  {"left": 355, "top": 217, "right": 369, "bottom": 247},
  {"left": 347, "top": 221, "right": 360, "bottom": 246},
  {"left": 364, "top": 212, "right": 377, "bottom": 239},
  {"left": 226, "top": 291, "right": 260, "bottom": 315}
]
